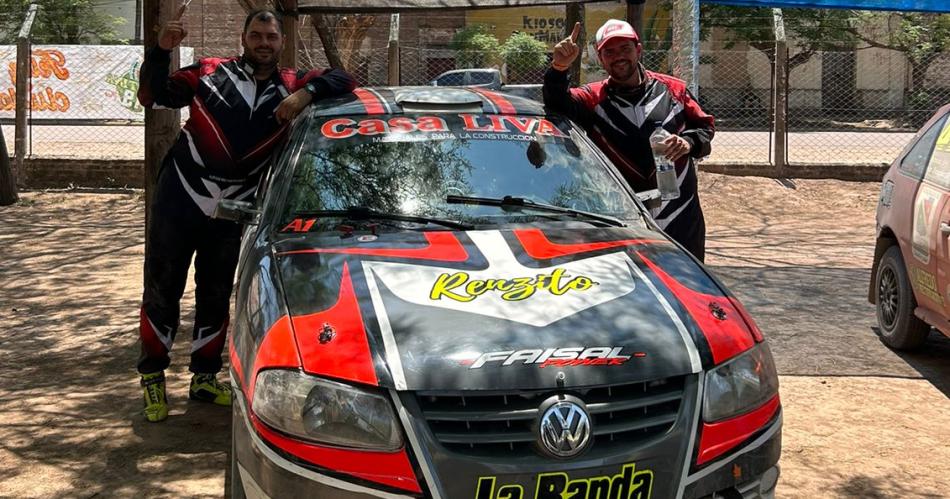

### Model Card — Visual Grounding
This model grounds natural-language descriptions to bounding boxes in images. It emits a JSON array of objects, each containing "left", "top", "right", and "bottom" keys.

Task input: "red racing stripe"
[
  {"left": 470, "top": 88, "right": 517, "bottom": 114},
  {"left": 249, "top": 315, "right": 302, "bottom": 396},
  {"left": 277, "top": 231, "right": 469, "bottom": 262},
  {"left": 293, "top": 263, "right": 378, "bottom": 386},
  {"left": 638, "top": 252, "right": 755, "bottom": 364},
  {"left": 696, "top": 395, "right": 780, "bottom": 465},
  {"left": 353, "top": 88, "right": 386, "bottom": 115},
  {"left": 514, "top": 228, "right": 665, "bottom": 259},
  {"left": 229, "top": 334, "right": 245, "bottom": 392}
]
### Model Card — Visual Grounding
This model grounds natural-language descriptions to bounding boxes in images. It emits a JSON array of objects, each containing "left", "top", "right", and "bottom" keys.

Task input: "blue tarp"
[{"left": 702, "top": 0, "right": 950, "bottom": 13}]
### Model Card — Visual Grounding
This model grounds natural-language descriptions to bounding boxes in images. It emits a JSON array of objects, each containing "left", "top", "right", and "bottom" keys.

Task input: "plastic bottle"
[{"left": 649, "top": 128, "right": 680, "bottom": 201}]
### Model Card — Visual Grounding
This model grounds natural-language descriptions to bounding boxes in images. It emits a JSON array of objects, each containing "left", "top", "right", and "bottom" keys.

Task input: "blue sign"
[{"left": 702, "top": 0, "right": 950, "bottom": 13}]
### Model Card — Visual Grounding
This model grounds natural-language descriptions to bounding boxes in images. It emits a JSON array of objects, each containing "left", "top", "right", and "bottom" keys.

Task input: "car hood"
[{"left": 273, "top": 227, "right": 738, "bottom": 391}]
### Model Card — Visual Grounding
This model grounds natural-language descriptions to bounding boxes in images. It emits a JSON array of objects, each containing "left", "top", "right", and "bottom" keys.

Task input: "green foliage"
[
  {"left": 881, "top": 13, "right": 950, "bottom": 65},
  {"left": 501, "top": 31, "right": 549, "bottom": 71},
  {"left": 701, "top": 5, "right": 857, "bottom": 69},
  {"left": 0, "top": 0, "right": 127, "bottom": 45},
  {"left": 450, "top": 24, "right": 501, "bottom": 68}
]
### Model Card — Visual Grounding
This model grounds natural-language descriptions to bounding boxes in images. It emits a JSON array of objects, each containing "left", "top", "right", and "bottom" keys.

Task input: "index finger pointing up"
[
  {"left": 173, "top": 0, "right": 189, "bottom": 20},
  {"left": 570, "top": 22, "right": 581, "bottom": 43}
]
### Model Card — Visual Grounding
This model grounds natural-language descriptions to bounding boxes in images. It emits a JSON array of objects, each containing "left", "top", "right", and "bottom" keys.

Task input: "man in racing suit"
[
  {"left": 135, "top": 7, "right": 356, "bottom": 422},
  {"left": 543, "top": 19, "right": 715, "bottom": 261}
]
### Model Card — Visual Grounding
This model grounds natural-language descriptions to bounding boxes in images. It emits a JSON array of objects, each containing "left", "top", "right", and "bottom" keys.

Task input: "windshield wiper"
[
  {"left": 445, "top": 195, "right": 626, "bottom": 227},
  {"left": 293, "top": 206, "right": 474, "bottom": 231}
]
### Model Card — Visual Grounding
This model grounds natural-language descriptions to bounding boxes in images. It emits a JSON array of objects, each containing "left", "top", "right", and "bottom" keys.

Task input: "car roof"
[
  {"left": 438, "top": 68, "right": 500, "bottom": 75},
  {"left": 308, "top": 86, "right": 546, "bottom": 118}
]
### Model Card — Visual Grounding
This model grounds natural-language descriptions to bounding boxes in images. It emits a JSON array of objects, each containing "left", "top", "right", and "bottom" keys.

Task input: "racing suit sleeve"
[
  {"left": 676, "top": 89, "right": 715, "bottom": 159},
  {"left": 137, "top": 46, "right": 199, "bottom": 109},
  {"left": 542, "top": 67, "right": 596, "bottom": 128},
  {"left": 294, "top": 67, "right": 358, "bottom": 98}
]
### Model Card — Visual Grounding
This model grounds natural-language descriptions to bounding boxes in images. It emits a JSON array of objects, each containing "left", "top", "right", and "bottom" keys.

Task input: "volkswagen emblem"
[{"left": 536, "top": 395, "right": 592, "bottom": 459}]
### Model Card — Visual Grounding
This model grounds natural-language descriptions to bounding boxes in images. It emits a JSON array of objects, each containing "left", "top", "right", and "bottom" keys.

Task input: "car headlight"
[
  {"left": 703, "top": 342, "right": 779, "bottom": 422},
  {"left": 252, "top": 369, "right": 404, "bottom": 451}
]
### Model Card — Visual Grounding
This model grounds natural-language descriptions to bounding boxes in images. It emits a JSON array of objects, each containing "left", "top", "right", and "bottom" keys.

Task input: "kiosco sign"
[{"left": 0, "top": 45, "right": 193, "bottom": 121}]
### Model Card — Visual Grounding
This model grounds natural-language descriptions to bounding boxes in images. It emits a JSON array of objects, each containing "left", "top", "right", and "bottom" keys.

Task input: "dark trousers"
[
  {"left": 137, "top": 164, "right": 242, "bottom": 374},
  {"left": 664, "top": 206, "right": 706, "bottom": 263}
]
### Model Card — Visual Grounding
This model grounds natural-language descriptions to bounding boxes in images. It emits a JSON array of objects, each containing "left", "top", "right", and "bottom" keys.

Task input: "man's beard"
[
  {"left": 244, "top": 48, "right": 278, "bottom": 70},
  {"left": 608, "top": 60, "right": 636, "bottom": 82}
]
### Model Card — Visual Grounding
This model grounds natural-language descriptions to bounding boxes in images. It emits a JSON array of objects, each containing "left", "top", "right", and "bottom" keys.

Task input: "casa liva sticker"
[{"left": 475, "top": 463, "right": 653, "bottom": 499}]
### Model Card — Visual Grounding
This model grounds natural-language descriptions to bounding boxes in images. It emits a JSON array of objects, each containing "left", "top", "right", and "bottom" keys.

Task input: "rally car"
[
  {"left": 219, "top": 87, "right": 782, "bottom": 499},
  {"left": 871, "top": 103, "right": 950, "bottom": 349}
]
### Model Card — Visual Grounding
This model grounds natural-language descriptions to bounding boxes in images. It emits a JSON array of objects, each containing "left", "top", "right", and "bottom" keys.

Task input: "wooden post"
[
  {"left": 565, "top": 2, "right": 584, "bottom": 86},
  {"left": 626, "top": 0, "right": 644, "bottom": 39},
  {"left": 387, "top": 13, "right": 399, "bottom": 86},
  {"left": 143, "top": 0, "right": 181, "bottom": 240},
  {"left": 14, "top": 4, "right": 38, "bottom": 182},
  {"left": 772, "top": 8, "right": 788, "bottom": 176},
  {"left": 278, "top": 0, "right": 298, "bottom": 67}
]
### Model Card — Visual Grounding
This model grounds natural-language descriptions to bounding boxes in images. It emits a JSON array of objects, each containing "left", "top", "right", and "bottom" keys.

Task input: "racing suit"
[
  {"left": 543, "top": 65, "right": 715, "bottom": 261},
  {"left": 136, "top": 47, "right": 356, "bottom": 374}
]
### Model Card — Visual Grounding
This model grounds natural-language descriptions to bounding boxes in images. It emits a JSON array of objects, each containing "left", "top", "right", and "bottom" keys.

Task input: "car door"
[
  {"left": 905, "top": 112, "right": 950, "bottom": 316},
  {"left": 925, "top": 115, "right": 950, "bottom": 318}
]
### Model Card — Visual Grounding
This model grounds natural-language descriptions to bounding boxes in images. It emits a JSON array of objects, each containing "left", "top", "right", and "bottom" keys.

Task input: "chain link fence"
[
  {"left": 6, "top": 6, "right": 950, "bottom": 172},
  {"left": 784, "top": 48, "right": 948, "bottom": 165}
]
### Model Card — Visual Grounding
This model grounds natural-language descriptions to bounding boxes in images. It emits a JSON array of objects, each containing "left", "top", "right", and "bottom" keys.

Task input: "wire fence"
[{"left": 5, "top": 7, "right": 950, "bottom": 172}]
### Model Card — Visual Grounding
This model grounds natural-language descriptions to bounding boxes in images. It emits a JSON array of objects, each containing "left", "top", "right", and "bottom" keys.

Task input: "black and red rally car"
[{"left": 220, "top": 87, "right": 782, "bottom": 499}]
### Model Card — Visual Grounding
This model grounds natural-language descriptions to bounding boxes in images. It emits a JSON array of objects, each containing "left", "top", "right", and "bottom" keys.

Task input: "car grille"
[{"left": 415, "top": 376, "right": 685, "bottom": 458}]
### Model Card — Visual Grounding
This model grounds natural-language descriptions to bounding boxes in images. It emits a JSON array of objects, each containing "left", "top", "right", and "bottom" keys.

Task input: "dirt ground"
[{"left": 1, "top": 173, "right": 949, "bottom": 498}]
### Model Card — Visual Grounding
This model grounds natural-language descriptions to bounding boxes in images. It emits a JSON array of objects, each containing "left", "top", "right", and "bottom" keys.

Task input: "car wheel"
[
  {"left": 875, "top": 245, "right": 931, "bottom": 350},
  {"left": 231, "top": 425, "right": 246, "bottom": 499}
]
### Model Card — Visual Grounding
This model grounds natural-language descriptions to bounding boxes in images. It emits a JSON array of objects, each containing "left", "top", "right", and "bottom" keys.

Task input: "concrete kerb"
[{"left": 699, "top": 162, "right": 889, "bottom": 183}]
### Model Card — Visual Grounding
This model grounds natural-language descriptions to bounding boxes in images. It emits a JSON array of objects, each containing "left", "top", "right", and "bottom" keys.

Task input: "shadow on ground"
[{"left": 0, "top": 193, "right": 231, "bottom": 497}]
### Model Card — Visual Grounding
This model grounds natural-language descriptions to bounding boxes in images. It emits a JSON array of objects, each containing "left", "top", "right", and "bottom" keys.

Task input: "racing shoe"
[
  {"left": 189, "top": 373, "right": 232, "bottom": 406},
  {"left": 141, "top": 372, "right": 168, "bottom": 423}
]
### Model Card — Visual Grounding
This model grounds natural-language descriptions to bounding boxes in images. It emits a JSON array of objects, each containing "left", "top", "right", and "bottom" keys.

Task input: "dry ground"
[{"left": 0, "top": 173, "right": 948, "bottom": 498}]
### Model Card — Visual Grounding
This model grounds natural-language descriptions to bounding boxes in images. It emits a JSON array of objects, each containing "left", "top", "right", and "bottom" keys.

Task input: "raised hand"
[
  {"left": 552, "top": 22, "right": 581, "bottom": 70},
  {"left": 158, "top": 2, "right": 189, "bottom": 50}
]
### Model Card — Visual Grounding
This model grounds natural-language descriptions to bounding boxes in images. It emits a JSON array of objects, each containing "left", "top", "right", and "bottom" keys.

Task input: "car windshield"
[
  {"left": 469, "top": 72, "right": 495, "bottom": 85},
  {"left": 437, "top": 73, "right": 464, "bottom": 86},
  {"left": 280, "top": 113, "right": 641, "bottom": 230}
]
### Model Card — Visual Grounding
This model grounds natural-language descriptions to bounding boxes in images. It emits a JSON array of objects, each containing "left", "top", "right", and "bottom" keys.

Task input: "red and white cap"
[{"left": 595, "top": 19, "right": 640, "bottom": 52}]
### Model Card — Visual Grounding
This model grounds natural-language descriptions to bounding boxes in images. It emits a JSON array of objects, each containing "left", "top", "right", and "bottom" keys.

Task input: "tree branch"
[{"left": 844, "top": 27, "right": 896, "bottom": 51}]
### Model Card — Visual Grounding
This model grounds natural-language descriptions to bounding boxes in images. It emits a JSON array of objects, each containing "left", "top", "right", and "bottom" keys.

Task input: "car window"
[
  {"left": 902, "top": 114, "right": 948, "bottom": 180},
  {"left": 281, "top": 114, "right": 641, "bottom": 230},
  {"left": 437, "top": 73, "right": 464, "bottom": 86},
  {"left": 923, "top": 116, "right": 950, "bottom": 188},
  {"left": 469, "top": 72, "right": 495, "bottom": 85}
]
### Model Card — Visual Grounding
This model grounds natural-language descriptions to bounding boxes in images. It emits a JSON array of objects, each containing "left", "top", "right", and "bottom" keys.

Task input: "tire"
[{"left": 875, "top": 245, "right": 931, "bottom": 350}]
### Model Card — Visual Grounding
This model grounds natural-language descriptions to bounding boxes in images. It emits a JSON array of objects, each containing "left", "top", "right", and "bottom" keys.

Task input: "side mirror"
[
  {"left": 213, "top": 199, "right": 260, "bottom": 225},
  {"left": 635, "top": 189, "right": 662, "bottom": 211}
]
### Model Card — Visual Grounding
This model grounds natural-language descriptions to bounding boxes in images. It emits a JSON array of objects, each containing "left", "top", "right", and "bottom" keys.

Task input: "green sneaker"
[
  {"left": 141, "top": 372, "right": 168, "bottom": 423},
  {"left": 189, "top": 373, "right": 232, "bottom": 406}
]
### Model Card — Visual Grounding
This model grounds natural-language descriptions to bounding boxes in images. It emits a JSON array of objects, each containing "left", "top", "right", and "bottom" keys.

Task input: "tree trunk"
[
  {"left": 143, "top": 0, "right": 181, "bottom": 261},
  {"left": 565, "top": 3, "right": 584, "bottom": 86},
  {"left": 0, "top": 127, "right": 17, "bottom": 206},
  {"left": 312, "top": 14, "right": 345, "bottom": 70}
]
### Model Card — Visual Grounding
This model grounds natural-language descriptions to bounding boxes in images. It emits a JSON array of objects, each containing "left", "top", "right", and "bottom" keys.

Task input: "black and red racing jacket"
[
  {"left": 138, "top": 47, "right": 356, "bottom": 216},
  {"left": 543, "top": 66, "right": 714, "bottom": 234}
]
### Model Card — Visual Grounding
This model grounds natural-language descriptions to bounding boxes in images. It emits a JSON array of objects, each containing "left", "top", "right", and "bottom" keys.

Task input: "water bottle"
[{"left": 649, "top": 128, "right": 680, "bottom": 201}]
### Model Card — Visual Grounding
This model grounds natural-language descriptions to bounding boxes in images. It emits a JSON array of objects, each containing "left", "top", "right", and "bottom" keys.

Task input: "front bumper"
[{"left": 233, "top": 376, "right": 782, "bottom": 499}]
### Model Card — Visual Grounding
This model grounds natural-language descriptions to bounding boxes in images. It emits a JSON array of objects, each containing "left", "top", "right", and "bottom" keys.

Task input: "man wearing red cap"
[{"left": 543, "top": 19, "right": 715, "bottom": 261}]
